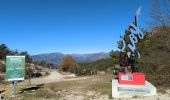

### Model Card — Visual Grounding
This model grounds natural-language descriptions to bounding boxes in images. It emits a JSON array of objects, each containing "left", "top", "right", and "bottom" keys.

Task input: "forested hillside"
[
  {"left": 137, "top": 27, "right": 170, "bottom": 87},
  {"left": 77, "top": 58, "right": 114, "bottom": 75}
]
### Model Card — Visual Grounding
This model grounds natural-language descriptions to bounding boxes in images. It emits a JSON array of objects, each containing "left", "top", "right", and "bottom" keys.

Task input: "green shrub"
[
  {"left": 76, "top": 58, "right": 115, "bottom": 76},
  {"left": 0, "top": 65, "right": 5, "bottom": 72}
]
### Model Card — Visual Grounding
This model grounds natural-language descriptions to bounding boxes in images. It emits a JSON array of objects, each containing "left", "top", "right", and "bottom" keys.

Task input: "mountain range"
[{"left": 31, "top": 52, "right": 110, "bottom": 65}]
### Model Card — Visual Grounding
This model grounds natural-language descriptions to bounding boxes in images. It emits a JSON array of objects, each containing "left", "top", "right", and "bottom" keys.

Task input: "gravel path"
[{"left": 19, "top": 70, "right": 89, "bottom": 85}]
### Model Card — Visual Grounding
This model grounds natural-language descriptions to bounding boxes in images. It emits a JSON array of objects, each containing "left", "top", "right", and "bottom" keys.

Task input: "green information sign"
[{"left": 5, "top": 56, "right": 25, "bottom": 81}]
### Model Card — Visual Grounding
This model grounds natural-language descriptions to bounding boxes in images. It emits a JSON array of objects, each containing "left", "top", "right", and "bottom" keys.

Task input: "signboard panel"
[
  {"left": 121, "top": 75, "right": 133, "bottom": 81},
  {"left": 117, "top": 87, "right": 150, "bottom": 94},
  {"left": 5, "top": 56, "right": 25, "bottom": 81},
  {"left": 119, "top": 73, "right": 145, "bottom": 85}
]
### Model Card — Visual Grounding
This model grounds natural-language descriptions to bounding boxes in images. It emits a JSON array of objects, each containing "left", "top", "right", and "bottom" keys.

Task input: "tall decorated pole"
[
  {"left": 112, "top": 7, "right": 157, "bottom": 98},
  {"left": 119, "top": 7, "right": 144, "bottom": 59},
  {"left": 118, "top": 7, "right": 144, "bottom": 73}
]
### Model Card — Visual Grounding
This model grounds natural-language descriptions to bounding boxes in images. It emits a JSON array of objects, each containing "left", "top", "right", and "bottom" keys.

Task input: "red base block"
[{"left": 118, "top": 73, "right": 145, "bottom": 85}]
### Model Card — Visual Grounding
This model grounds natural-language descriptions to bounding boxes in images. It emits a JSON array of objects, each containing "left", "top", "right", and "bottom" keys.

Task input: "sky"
[{"left": 0, "top": 0, "right": 151, "bottom": 55}]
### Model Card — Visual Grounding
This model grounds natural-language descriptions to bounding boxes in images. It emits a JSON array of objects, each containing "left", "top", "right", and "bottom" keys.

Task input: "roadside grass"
[
  {"left": 46, "top": 80, "right": 83, "bottom": 92},
  {"left": 157, "top": 87, "right": 170, "bottom": 94},
  {"left": 19, "top": 87, "right": 58, "bottom": 100},
  {"left": 0, "top": 77, "right": 3, "bottom": 83},
  {"left": 85, "top": 75, "right": 112, "bottom": 94},
  {"left": 108, "top": 93, "right": 113, "bottom": 99},
  {"left": 46, "top": 74, "right": 113, "bottom": 93},
  {"left": 88, "top": 82, "right": 111, "bottom": 94}
]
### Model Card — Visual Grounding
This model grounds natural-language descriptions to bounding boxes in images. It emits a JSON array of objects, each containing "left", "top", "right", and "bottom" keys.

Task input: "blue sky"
[{"left": 0, "top": 0, "right": 150, "bottom": 55}]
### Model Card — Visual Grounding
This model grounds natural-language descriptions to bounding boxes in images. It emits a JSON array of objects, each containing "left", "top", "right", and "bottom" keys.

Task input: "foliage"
[
  {"left": 25, "top": 64, "right": 33, "bottom": 84},
  {"left": 149, "top": 0, "right": 170, "bottom": 32},
  {"left": 46, "top": 63, "right": 54, "bottom": 69},
  {"left": 109, "top": 50, "right": 119, "bottom": 63},
  {"left": 76, "top": 58, "right": 115, "bottom": 76},
  {"left": 0, "top": 44, "right": 32, "bottom": 63},
  {"left": 25, "top": 65, "right": 33, "bottom": 78},
  {"left": 0, "top": 44, "right": 12, "bottom": 60},
  {"left": 136, "top": 28, "right": 170, "bottom": 87},
  {"left": 0, "top": 65, "right": 5, "bottom": 72},
  {"left": 40, "top": 60, "right": 46, "bottom": 67},
  {"left": 60, "top": 56, "right": 79, "bottom": 72},
  {"left": 20, "top": 51, "right": 32, "bottom": 63}
]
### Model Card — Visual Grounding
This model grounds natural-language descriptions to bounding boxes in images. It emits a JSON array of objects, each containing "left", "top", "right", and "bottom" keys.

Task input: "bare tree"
[
  {"left": 149, "top": 0, "right": 170, "bottom": 32},
  {"left": 25, "top": 66, "right": 33, "bottom": 85}
]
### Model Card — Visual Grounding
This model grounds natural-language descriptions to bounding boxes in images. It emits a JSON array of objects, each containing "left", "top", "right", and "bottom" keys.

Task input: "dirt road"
[{"left": 20, "top": 70, "right": 88, "bottom": 85}]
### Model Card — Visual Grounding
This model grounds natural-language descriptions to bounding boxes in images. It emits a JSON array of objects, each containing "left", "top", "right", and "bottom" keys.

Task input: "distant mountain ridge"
[{"left": 31, "top": 52, "right": 110, "bottom": 65}]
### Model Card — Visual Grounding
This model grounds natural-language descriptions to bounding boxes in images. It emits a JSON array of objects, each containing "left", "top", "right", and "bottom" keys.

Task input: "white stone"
[{"left": 112, "top": 79, "right": 157, "bottom": 98}]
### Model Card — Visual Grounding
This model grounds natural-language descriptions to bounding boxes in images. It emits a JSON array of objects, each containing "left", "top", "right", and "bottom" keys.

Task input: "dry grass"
[
  {"left": 20, "top": 88, "right": 58, "bottom": 100},
  {"left": 85, "top": 75, "right": 112, "bottom": 94},
  {"left": 46, "top": 74, "right": 112, "bottom": 92},
  {"left": 10, "top": 74, "right": 113, "bottom": 100}
]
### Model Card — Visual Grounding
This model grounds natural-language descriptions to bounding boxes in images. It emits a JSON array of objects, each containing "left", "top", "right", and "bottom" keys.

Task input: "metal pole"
[{"left": 12, "top": 80, "right": 17, "bottom": 97}]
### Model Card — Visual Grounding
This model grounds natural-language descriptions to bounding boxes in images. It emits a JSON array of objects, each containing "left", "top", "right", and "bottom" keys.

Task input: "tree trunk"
[{"left": 28, "top": 75, "right": 31, "bottom": 85}]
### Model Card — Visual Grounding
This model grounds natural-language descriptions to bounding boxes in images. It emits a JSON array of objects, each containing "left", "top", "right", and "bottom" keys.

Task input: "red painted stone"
[{"left": 118, "top": 73, "right": 145, "bottom": 85}]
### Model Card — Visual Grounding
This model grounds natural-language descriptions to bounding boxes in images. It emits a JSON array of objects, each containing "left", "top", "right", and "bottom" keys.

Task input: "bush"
[
  {"left": 76, "top": 58, "right": 115, "bottom": 76},
  {"left": 0, "top": 77, "right": 3, "bottom": 82},
  {"left": 0, "top": 65, "right": 5, "bottom": 72},
  {"left": 60, "top": 56, "right": 79, "bottom": 72}
]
